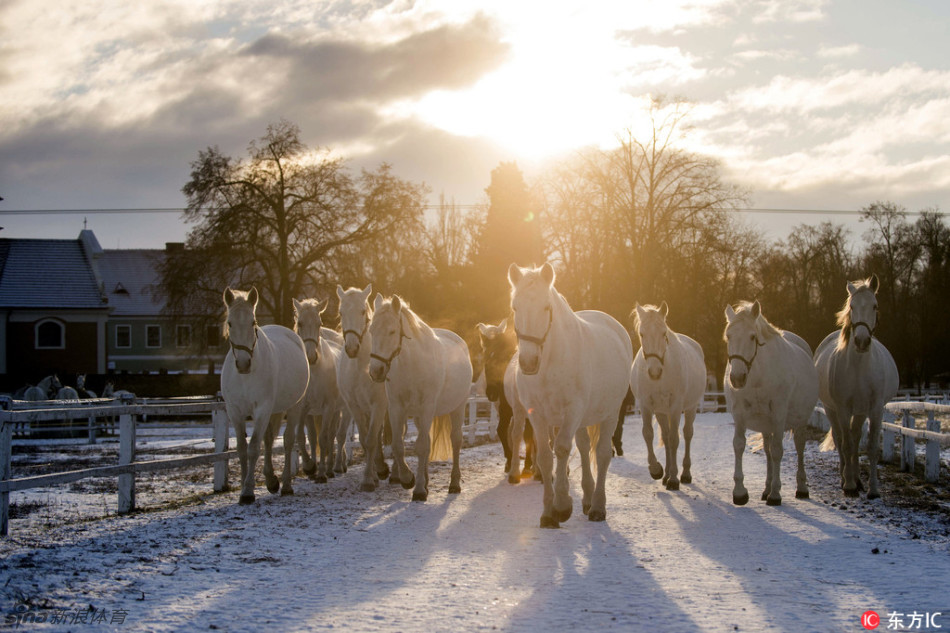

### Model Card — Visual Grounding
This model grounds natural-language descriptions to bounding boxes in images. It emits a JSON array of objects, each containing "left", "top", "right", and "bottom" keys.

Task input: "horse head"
[
  {"left": 837, "top": 274, "right": 880, "bottom": 354},
  {"left": 476, "top": 318, "right": 516, "bottom": 402},
  {"left": 223, "top": 287, "right": 259, "bottom": 374},
  {"left": 724, "top": 301, "right": 768, "bottom": 389},
  {"left": 368, "top": 293, "right": 411, "bottom": 383},
  {"left": 294, "top": 297, "right": 328, "bottom": 365},
  {"left": 508, "top": 263, "right": 557, "bottom": 376},
  {"left": 634, "top": 302, "right": 670, "bottom": 381},
  {"left": 337, "top": 283, "right": 372, "bottom": 359}
]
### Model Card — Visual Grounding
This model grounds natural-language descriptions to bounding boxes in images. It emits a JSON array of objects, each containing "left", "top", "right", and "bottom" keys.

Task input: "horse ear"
[
  {"left": 847, "top": 281, "right": 858, "bottom": 296},
  {"left": 293, "top": 297, "right": 302, "bottom": 312},
  {"left": 508, "top": 263, "right": 523, "bottom": 287},
  {"left": 362, "top": 283, "right": 373, "bottom": 298},
  {"left": 374, "top": 293, "right": 384, "bottom": 311},
  {"left": 336, "top": 285, "right": 345, "bottom": 301},
  {"left": 476, "top": 323, "right": 491, "bottom": 338},
  {"left": 248, "top": 287, "right": 259, "bottom": 308},
  {"left": 660, "top": 301, "right": 669, "bottom": 318},
  {"left": 498, "top": 317, "right": 508, "bottom": 333},
  {"left": 224, "top": 287, "right": 235, "bottom": 306},
  {"left": 751, "top": 300, "right": 761, "bottom": 318},
  {"left": 725, "top": 304, "right": 737, "bottom": 322},
  {"left": 540, "top": 262, "right": 555, "bottom": 286},
  {"left": 392, "top": 295, "right": 402, "bottom": 313},
  {"left": 869, "top": 274, "right": 880, "bottom": 293},
  {"left": 317, "top": 298, "right": 329, "bottom": 314}
]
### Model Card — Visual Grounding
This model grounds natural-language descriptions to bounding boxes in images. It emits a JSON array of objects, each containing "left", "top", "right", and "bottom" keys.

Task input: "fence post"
[
  {"left": 118, "top": 412, "right": 136, "bottom": 514},
  {"left": 882, "top": 424, "right": 895, "bottom": 463},
  {"left": 900, "top": 410, "right": 915, "bottom": 473},
  {"left": 468, "top": 398, "right": 477, "bottom": 446},
  {"left": 1, "top": 420, "right": 11, "bottom": 537},
  {"left": 925, "top": 411, "right": 940, "bottom": 483},
  {"left": 213, "top": 408, "right": 229, "bottom": 492},
  {"left": 87, "top": 415, "right": 97, "bottom": 445}
]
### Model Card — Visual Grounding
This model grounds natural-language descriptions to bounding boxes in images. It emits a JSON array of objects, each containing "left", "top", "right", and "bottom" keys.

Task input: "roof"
[
  {"left": 0, "top": 235, "right": 107, "bottom": 309},
  {"left": 97, "top": 249, "right": 167, "bottom": 316}
]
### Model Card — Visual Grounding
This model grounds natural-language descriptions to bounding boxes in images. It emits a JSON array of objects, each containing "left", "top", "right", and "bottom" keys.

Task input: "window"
[
  {"left": 206, "top": 324, "right": 221, "bottom": 348},
  {"left": 35, "top": 319, "right": 65, "bottom": 349},
  {"left": 115, "top": 325, "right": 131, "bottom": 349},
  {"left": 176, "top": 324, "right": 192, "bottom": 348},
  {"left": 146, "top": 324, "right": 161, "bottom": 348}
]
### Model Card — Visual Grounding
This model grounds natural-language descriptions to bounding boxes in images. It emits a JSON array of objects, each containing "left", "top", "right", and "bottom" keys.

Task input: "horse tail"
[
  {"left": 819, "top": 428, "right": 836, "bottom": 452},
  {"left": 429, "top": 415, "right": 453, "bottom": 462}
]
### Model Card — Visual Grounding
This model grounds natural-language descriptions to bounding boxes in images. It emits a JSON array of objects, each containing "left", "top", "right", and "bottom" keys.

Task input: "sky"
[{"left": 1, "top": 0, "right": 949, "bottom": 249}]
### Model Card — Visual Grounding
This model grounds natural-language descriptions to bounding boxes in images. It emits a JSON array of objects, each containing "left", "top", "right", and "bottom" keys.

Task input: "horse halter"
[
  {"left": 515, "top": 306, "right": 553, "bottom": 348},
  {"left": 342, "top": 314, "right": 368, "bottom": 347},
  {"left": 728, "top": 336, "right": 764, "bottom": 372},
  {"left": 642, "top": 332, "right": 669, "bottom": 365},
  {"left": 370, "top": 318, "right": 411, "bottom": 375},
  {"left": 229, "top": 321, "right": 259, "bottom": 358}
]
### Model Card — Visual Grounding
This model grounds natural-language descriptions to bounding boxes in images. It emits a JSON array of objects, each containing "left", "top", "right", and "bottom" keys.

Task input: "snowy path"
[{"left": 2, "top": 413, "right": 948, "bottom": 632}]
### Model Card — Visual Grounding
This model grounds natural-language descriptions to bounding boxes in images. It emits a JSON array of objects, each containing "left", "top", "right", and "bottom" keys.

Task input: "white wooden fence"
[
  {"left": 0, "top": 394, "right": 499, "bottom": 537},
  {"left": 883, "top": 401, "right": 950, "bottom": 483}
]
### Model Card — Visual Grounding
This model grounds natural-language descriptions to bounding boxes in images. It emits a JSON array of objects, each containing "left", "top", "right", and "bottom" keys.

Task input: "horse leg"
[
  {"left": 233, "top": 418, "right": 252, "bottom": 504},
  {"left": 334, "top": 411, "right": 349, "bottom": 474},
  {"left": 293, "top": 408, "right": 316, "bottom": 477},
  {"left": 319, "top": 409, "right": 336, "bottom": 480},
  {"left": 355, "top": 409, "right": 377, "bottom": 492},
  {"left": 574, "top": 428, "right": 594, "bottom": 515},
  {"left": 732, "top": 423, "right": 749, "bottom": 505},
  {"left": 761, "top": 433, "right": 773, "bottom": 501},
  {"left": 534, "top": 419, "right": 558, "bottom": 528},
  {"left": 663, "top": 412, "right": 681, "bottom": 491},
  {"left": 507, "top": 404, "right": 525, "bottom": 484},
  {"left": 589, "top": 418, "right": 616, "bottom": 522},
  {"left": 389, "top": 407, "right": 414, "bottom": 489},
  {"left": 681, "top": 410, "right": 695, "bottom": 484},
  {"left": 866, "top": 412, "right": 883, "bottom": 500},
  {"left": 242, "top": 414, "right": 267, "bottom": 504},
  {"left": 498, "top": 399, "right": 513, "bottom": 473},
  {"left": 280, "top": 411, "right": 297, "bottom": 496},
  {"left": 449, "top": 405, "right": 464, "bottom": 494},
  {"left": 765, "top": 431, "right": 784, "bottom": 506},
  {"left": 641, "top": 407, "right": 663, "bottom": 480},
  {"left": 793, "top": 426, "right": 809, "bottom": 499},
  {"left": 374, "top": 408, "right": 390, "bottom": 480},
  {"left": 262, "top": 414, "right": 281, "bottom": 494},
  {"left": 412, "top": 414, "right": 433, "bottom": 502},
  {"left": 525, "top": 419, "right": 540, "bottom": 480},
  {"left": 842, "top": 414, "right": 863, "bottom": 497},
  {"left": 552, "top": 426, "right": 575, "bottom": 523}
]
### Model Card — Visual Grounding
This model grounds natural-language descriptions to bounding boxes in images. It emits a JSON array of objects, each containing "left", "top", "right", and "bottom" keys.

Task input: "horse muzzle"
[
  {"left": 345, "top": 343, "right": 360, "bottom": 359},
  {"left": 854, "top": 335, "right": 872, "bottom": 353},
  {"left": 648, "top": 366, "right": 663, "bottom": 381},
  {"left": 730, "top": 370, "right": 747, "bottom": 389},
  {"left": 369, "top": 362, "right": 388, "bottom": 383},
  {"left": 519, "top": 356, "right": 540, "bottom": 376}
]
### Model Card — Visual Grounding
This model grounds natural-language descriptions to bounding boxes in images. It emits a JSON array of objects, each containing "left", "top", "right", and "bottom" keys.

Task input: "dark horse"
[{"left": 476, "top": 318, "right": 537, "bottom": 480}]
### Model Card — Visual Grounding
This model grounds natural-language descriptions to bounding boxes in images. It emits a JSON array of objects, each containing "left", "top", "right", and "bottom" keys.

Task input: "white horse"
[
  {"left": 56, "top": 375, "right": 80, "bottom": 400},
  {"left": 76, "top": 374, "right": 96, "bottom": 398},
  {"left": 337, "top": 284, "right": 391, "bottom": 491},
  {"left": 724, "top": 301, "right": 818, "bottom": 506},
  {"left": 287, "top": 297, "right": 348, "bottom": 485},
  {"left": 24, "top": 375, "right": 60, "bottom": 401},
  {"left": 509, "top": 263, "right": 633, "bottom": 527},
  {"left": 368, "top": 294, "right": 472, "bottom": 502},
  {"left": 221, "top": 287, "right": 310, "bottom": 503},
  {"left": 630, "top": 302, "right": 706, "bottom": 490},
  {"left": 814, "top": 275, "right": 899, "bottom": 499}
]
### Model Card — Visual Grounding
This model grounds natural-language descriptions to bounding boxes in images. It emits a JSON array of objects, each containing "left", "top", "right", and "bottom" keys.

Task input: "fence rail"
[
  {"left": 883, "top": 401, "right": 950, "bottom": 483},
  {"left": 0, "top": 393, "right": 499, "bottom": 537}
]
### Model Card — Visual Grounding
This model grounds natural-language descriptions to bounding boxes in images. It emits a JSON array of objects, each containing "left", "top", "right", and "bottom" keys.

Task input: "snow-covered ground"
[{"left": 2, "top": 413, "right": 948, "bottom": 632}]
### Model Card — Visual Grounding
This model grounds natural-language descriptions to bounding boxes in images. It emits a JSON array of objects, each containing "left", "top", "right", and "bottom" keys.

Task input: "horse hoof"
[
  {"left": 326, "top": 470, "right": 336, "bottom": 479},
  {"left": 680, "top": 474, "right": 691, "bottom": 484},
  {"left": 313, "top": 475, "right": 328, "bottom": 484},
  {"left": 666, "top": 480, "right": 680, "bottom": 491},
  {"left": 649, "top": 464, "right": 663, "bottom": 480},
  {"left": 302, "top": 463, "right": 316, "bottom": 476},
  {"left": 377, "top": 465, "right": 391, "bottom": 479},
  {"left": 761, "top": 491, "right": 769, "bottom": 501},
  {"left": 388, "top": 474, "right": 401, "bottom": 485},
  {"left": 867, "top": 491, "right": 880, "bottom": 501},
  {"left": 588, "top": 509, "right": 606, "bottom": 522},
  {"left": 401, "top": 477, "right": 416, "bottom": 490},
  {"left": 533, "top": 471, "right": 542, "bottom": 482},
  {"left": 733, "top": 493, "right": 749, "bottom": 506},
  {"left": 412, "top": 491, "right": 428, "bottom": 502},
  {"left": 448, "top": 484, "right": 461, "bottom": 494},
  {"left": 520, "top": 468, "right": 533, "bottom": 479},
  {"left": 843, "top": 488, "right": 859, "bottom": 498},
  {"left": 266, "top": 478, "right": 280, "bottom": 494},
  {"left": 280, "top": 487, "right": 294, "bottom": 497},
  {"left": 540, "top": 516, "right": 560, "bottom": 529},
  {"left": 554, "top": 506, "right": 573, "bottom": 523},
  {"left": 795, "top": 490, "right": 809, "bottom": 499},
  {"left": 766, "top": 497, "right": 782, "bottom": 506},
  {"left": 360, "top": 482, "right": 377, "bottom": 492},
  {"left": 238, "top": 494, "right": 255, "bottom": 505},
  {"left": 508, "top": 475, "right": 521, "bottom": 485}
]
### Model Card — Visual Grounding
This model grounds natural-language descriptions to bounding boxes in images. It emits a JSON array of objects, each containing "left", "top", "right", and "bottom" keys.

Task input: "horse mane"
[
  {"left": 835, "top": 277, "right": 875, "bottom": 351},
  {"left": 383, "top": 295, "right": 430, "bottom": 339},
  {"left": 632, "top": 304, "right": 667, "bottom": 333},
  {"left": 732, "top": 301, "right": 782, "bottom": 342},
  {"left": 222, "top": 288, "right": 255, "bottom": 340}
]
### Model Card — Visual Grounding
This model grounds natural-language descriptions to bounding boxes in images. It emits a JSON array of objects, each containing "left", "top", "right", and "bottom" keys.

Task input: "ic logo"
[{"left": 862, "top": 611, "right": 880, "bottom": 630}]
